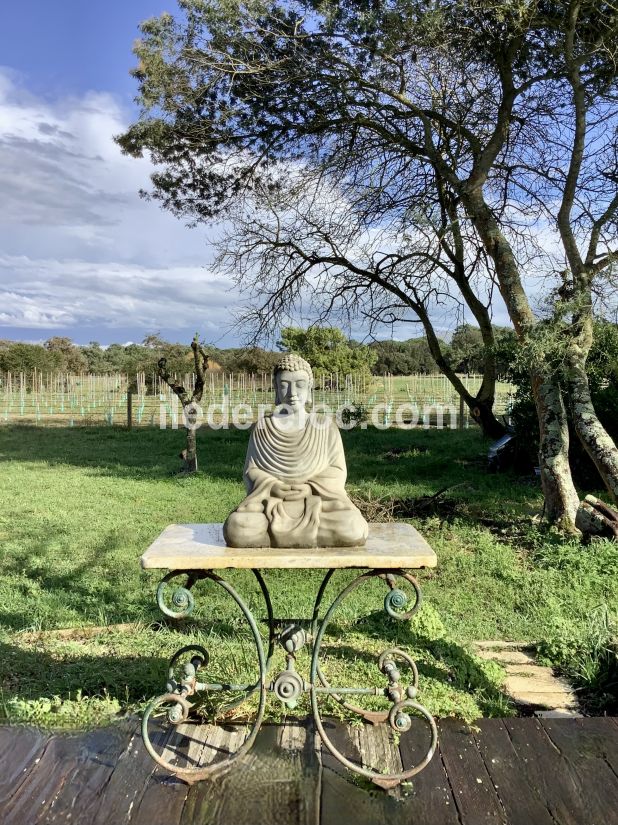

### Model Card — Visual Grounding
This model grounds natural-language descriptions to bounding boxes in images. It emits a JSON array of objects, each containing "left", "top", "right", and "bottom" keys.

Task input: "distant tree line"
[{"left": 0, "top": 324, "right": 523, "bottom": 378}]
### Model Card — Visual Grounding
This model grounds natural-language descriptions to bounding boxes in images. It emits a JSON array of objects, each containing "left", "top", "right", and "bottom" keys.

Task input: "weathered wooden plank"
[
  {"left": 319, "top": 720, "right": 409, "bottom": 825},
  {"left": 355, "top": 721, "right": 403, "bottom": 776},
  {"left": 437, "top": 718, "right": 507, "bottom": 825},
  {"left": 130, "top": 721, "right": 198, "bottom": 825},
  {"left": 398, "top": 717, "right": 460, "bottom": 824},
  {"left": 2, "top": 716, "right": 618, "bottom": 825},
  {"left": 472, "top": 719, "right": 556, "bottom": 825},
  {"left": 181, "top": 723, "right": 319, "bottom": 825},
  {"left": 540, "top": 717, "right": 618, "bottom": 774},
  {"left": 4, "top": 734, "right": 87, "bottom": 825},
  {"left": 34, "top": 723, "right": 136, "bottom": 825},
  {"left": 89, "top": 721, "right": 166, "bottom": 825},
  {"left": 319, "top": 718, "right": 364, "bottom": 777},
  {"left": 0, "top": 724, "right": 23, "bottom": 760},
  {"left": 277, "top": 720, "right": 320, "bottom": 825},
  {"left": 0, "top": 726, "right": 50, "bottom": 809},
  {"left": 131, "top": 720, "right": 252, "bottom": 825},
  {"left": 503, "top": 717, "right": 607, "bottom": 825},
  {"left": 538, "top": 718, "right": 618, "bottom": 825}
]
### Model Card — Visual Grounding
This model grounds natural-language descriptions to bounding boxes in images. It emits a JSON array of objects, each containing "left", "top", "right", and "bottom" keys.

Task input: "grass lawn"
[{"left": 0, "top": 423, "right": 616, "bottom": 728}]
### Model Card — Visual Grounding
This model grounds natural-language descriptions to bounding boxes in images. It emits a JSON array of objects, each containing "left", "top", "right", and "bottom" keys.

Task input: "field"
[
  {"left": 0, "top": 371, "right": 516, "bottom": 427},
  {"left": 0, "top": 423, "right": 616, "bottom": 729}
]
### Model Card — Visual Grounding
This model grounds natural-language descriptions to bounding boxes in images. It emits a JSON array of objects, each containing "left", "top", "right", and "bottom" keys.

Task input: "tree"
[
  {"left": 44, "top": 337, "right": 88, "bottom": 373},
  {"left": 142, "top": 332, "right": 167, "bottom": 349},
  {"left": 278, "top": 327, "right": 377, "bottom": 377},
  {"left": 370, "top": 338, "right": 446, "bottom": 375},
  {"left": 0, "top": 343, "right": 62, "bottom": 373},
  {"left": 157, "top": 333, "right": 210, "bottom": 473},
  {"left": 82, "top": 342, "right": 110, "bottom": 373},
  {"left": 225, "top": 347, "right": 278, "bottom": 373},
  {"left": 117, "top": 0, "right": 618, "bottom": 530},
  {"left": 214, "top": 174, "right": 508, "bottom": 435},
  {"left": 449, "top": 325, "right": 486, "bottom": 374}
]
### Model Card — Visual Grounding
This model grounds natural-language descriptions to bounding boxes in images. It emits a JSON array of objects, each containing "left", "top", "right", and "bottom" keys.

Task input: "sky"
[
  {"left": 0, "top": 0, "right": 245, "bottom": 347},
  {"left": 0, "top": 1, "right": 513, "bottom": 348}
]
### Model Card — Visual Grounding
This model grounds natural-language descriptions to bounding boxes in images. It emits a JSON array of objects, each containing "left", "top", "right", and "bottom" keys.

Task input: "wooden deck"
[{"left": 1, "top": 717, "right": 617, "bottom": 824}]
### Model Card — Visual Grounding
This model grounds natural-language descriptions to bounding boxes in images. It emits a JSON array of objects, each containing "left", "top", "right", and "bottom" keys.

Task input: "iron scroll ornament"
[
  {"left": 310, "top": 569, "right": 437, "bottom": 787},
  {"left": 142, "top": 571, "right": 267, "bottom": 782}
]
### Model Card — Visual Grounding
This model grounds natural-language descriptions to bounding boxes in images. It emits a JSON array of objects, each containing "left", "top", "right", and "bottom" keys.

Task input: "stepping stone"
[{"left": 472, "top": 641, "right": 581, "bottom": 716}]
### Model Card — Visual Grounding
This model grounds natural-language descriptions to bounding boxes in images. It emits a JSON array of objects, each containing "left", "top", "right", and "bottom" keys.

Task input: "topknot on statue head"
[
  {"left": 274, "top": 352, "right": 313, "bottom": 384},
  {"left": 273, "top": 352, "right": 314, "bottom": 406}
]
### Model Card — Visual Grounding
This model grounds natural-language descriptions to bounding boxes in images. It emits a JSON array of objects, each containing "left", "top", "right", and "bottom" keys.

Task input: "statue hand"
[
  {"left": 272, "top": 481, "right": 293, "bottom": 499},
  {"left": 286, "top": 482, "right": 312, "bottom": 500}
]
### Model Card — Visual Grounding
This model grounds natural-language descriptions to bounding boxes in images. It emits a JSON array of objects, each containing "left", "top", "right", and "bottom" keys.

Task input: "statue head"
[{"left": 273, "top": 352, "right": 313, "bottom": 409}]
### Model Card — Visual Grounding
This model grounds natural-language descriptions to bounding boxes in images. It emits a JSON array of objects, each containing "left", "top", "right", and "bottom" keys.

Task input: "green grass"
[{"left": 0, "top": 423, "right": 615, "bottom": 728}]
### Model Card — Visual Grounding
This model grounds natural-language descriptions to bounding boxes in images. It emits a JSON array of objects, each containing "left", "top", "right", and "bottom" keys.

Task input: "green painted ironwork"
[{"left": 142, "top": 566, "right": 437, "bottom": 788}]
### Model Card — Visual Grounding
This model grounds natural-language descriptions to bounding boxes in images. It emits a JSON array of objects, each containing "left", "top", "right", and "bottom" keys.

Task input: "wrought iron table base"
[{"left": 142, "top": 567, "right": 438, "bottom": 789}]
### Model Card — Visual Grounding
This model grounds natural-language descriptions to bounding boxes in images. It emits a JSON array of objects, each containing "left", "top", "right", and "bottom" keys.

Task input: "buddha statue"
[{"left": 223, "top": 353, "right": 368, "bottom": 548}]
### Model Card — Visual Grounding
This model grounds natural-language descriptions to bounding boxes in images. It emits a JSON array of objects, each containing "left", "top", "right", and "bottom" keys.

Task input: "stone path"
[{"left": 473, "top": 641, "right": 580, "bottom": 716}]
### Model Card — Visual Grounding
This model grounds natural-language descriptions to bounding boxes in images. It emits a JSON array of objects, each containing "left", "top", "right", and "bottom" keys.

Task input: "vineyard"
[{"left": 0, "top": 370, "right": 516, "bottom": 427}]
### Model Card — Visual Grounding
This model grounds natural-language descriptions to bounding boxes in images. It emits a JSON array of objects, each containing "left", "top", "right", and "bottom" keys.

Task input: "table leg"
[
  {"left": 142, "top": 570, "right": 267, "bottom": 782},
  {"left": 310, "top": 568, "right": 438, "bottom": 789}
]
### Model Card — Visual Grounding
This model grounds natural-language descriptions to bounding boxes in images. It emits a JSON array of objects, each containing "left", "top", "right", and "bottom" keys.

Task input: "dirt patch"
[{"left": 16, "top": 622, "right": 144, "bottom": 644}]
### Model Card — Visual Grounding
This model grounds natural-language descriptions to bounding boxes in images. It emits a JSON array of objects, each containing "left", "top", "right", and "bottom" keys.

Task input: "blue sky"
[
  {"left": 0, "top": 2, "right": 512, "bottom": 348},
  {"left": 0, "top": 1, "right": 164, "bottom": 103}
]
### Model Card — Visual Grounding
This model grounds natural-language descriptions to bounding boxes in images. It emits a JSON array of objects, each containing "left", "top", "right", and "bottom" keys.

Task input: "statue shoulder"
[
  {"left": 308, "top": 411, "right": 342, "bottom": 441},
  {"left": 252, "top": 412, "right": 275, "bottom": 433}
]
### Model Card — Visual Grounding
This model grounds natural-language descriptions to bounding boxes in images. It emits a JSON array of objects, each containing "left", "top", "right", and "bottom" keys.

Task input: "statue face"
[{"left": 275, "top": 369, "right": 311, "bottom": 409}]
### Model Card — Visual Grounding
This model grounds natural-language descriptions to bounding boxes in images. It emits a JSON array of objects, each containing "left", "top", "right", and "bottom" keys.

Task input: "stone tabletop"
[{"left": 141, "top": 522, "right": 437, "bottom": 570}]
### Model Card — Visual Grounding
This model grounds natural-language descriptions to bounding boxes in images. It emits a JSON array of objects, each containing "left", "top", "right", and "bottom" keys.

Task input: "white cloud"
[{"left": 0, "top": 69, "right": 238, "bottom": 342}]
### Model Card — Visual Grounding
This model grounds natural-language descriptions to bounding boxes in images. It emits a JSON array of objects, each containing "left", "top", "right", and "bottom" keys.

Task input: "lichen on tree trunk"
[
  {"left": 568, "top": 357, "right": 618, "bottom": 505},
  {"left": 531, "top": 375, "right": 581, "bottom": 534}
]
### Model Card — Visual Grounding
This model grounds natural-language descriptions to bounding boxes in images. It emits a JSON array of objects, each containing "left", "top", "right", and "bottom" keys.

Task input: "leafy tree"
[
  {"left": 370, "top": 338, "right": 447, "bottom": 375},
  {"left": 278, "top": 327, "right": 377, "bottom": 377},
  {"left": 44, "top": 337, "right": 88, "bottom": 372},
  {"left": 82, "top": 342, "right": 110, "bottom": 373},
  {"left": 142, "top": 332, "right": 168, "bottom": 349},
  {"left": 0, "top": 343, "right": 62, "bottom": 373},
  {"left": 449, "top": 326, "right": 486, "bottom": 374},
  {"left": 117, "top": 0, "right": 618, "bottom": 529},
  {"left": 231, "top": 347, "right": 279, "bottom": 373},
  {"left": 447, "top": 325, "right": 517, "bottom": 375}
]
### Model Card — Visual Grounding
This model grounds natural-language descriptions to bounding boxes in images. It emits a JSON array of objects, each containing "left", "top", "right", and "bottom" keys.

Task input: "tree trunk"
[
  {"left": 181, "top": 425, "right": 198, "bottom": 473},
  {"left": 568, "top": 356, "right": 618, "bottom": 504},
  {"left": 463, "top": 187, "right": 581, "bottom": 527},
  {"left": 531, "top": 373, "right": 581, "bottom": 533},
  {"left": 576, "top": 495, "right": 618, "bottom": 539},
  {"left": 470, "top": 398, "right": 507, "bottom": 439},
  {"left": 414, "top": 302, "right": 506, "bottom": 438}
]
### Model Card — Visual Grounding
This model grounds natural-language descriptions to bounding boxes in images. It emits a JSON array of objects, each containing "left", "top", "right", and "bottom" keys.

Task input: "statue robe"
[{"left": 223, "top": 413, "right": 368, "bottom": 548}]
